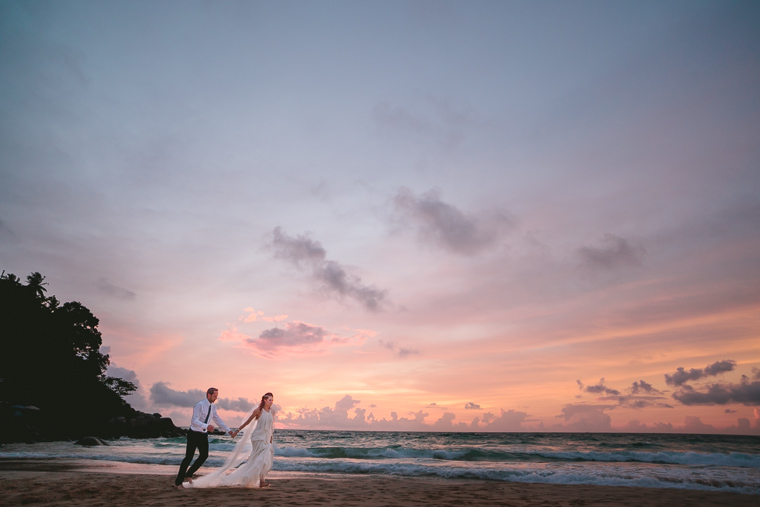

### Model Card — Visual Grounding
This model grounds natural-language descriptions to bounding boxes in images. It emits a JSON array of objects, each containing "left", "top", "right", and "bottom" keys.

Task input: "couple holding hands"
[{"left": 174, "top": 388, "right": 275, "bottom": 489}]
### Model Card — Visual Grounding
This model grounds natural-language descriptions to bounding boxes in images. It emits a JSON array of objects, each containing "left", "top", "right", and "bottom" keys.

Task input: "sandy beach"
[{"left": 0, "top": 459, "right": 757, "bottom": 507}]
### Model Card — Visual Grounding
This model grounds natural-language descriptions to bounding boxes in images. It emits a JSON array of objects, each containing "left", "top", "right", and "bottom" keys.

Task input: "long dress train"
[{"left": 184, "top": 409, "right": 274, "bottom": 488}]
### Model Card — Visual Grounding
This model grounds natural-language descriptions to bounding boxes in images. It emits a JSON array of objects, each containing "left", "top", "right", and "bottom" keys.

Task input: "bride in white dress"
[{"left": 185, "top": 392, "right": 275, "bottom": 488}]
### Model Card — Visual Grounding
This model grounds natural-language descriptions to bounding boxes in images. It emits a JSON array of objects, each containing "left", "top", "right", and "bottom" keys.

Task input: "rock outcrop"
[{"left": 0, "top": 403, "right": 186, "bottom": 443}]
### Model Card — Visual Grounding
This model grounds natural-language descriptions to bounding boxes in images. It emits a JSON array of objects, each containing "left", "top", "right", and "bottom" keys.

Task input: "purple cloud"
[
  {"left": 392, "top": 187, "right": 515, "bottom": 255},
  {"left": 578, "top": 233, "right": 645, "bottom": 270},
  {"left": 149, "top": 382, "right": 254, "bottom": 412},
  {"left": 583, "top": 378, "right": 621, "bottom": 396},
  {"left": 673, "top": 379, "right": 760, "bottom": 406},
  {"left": 271, "top": 227, "right": 388, "bottom": 312},
  {"left": 630, "top": 380, "right": 662, "bottom": 395},
  {"left": 665, "top": 360, "right": 736, "bottom": 386}
]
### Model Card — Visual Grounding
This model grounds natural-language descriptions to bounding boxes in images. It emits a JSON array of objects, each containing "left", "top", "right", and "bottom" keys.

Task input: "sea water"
[{"left": 1, "top": 431, "right": 759, "bottom": 494}]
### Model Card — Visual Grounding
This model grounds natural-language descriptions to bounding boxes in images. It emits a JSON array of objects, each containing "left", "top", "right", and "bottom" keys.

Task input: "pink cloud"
[
  {"left": 218, "top": 326, "right": 251, "bottom": 342},
  {"left": 623, "top": 420, "right": 648, "bottom": 432},
  {"left": 244, "top": 321, "right": 371, "bottom": 357},
  {"left": 347, "top": 327, "right": 377, "bottom": 341},
  {"left": 249, "top": 322, "right": 330, "bottom": 351},
  {"left": 224, "top": 309, "right": 379, "bottom": 357},
  {"left": 279, "top": 395, "right": 367, "bottom": 429},
  {"left": 242, "top": 307, "right": 288, "bottom": 323},
  {"left": 432, "top": 412, "right": 457, "bottom": 430},
  {"left": 617, "top": 415, "right": 760, "bottom": 435},
  {"left": 682, "top": 415, "right": 715, "bottom": 433},
  {"left": 278, "top": 395, "right": 432, "bottom": 431},
  {"left": 480, "top": 409, "right": 529, "bottom": 431},
  {"left": 556, "top": 404, "right": 613, "bottom": 432}
]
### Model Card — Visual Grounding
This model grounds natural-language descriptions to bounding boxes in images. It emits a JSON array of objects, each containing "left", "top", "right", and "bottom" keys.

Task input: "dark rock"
[
  {"left": 0, "top": 403, "right": 45, "bottom": 444},
  {"left": 1, "top": 403, "right": 184, "bottom": 443},
  {"left": 158, "top": 417, "right": 177, "bottom": 430},
  {"left": 76, "top": 436, "right": 109, "bottom": 446},
  {"left": 158, "top": 417, "right": 186, "bottom": 437}
]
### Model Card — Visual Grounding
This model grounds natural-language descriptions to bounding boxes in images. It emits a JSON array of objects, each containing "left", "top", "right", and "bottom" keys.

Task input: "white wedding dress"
[{"left": 184, "top": 409, "right": 275, "bottom": 488}]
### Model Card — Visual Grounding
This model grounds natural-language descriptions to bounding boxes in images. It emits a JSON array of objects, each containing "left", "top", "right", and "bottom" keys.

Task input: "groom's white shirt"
[{"left": 190, "top": 399, "right": 232, "bottom": 434}]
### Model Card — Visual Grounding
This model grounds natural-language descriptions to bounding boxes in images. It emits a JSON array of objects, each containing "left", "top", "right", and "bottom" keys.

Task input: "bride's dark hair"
[{"left": 258, "top": 392, "right": 273, "bottom": 412}]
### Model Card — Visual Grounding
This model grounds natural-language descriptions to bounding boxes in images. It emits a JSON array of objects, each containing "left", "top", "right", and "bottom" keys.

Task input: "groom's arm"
[{"left": 212, "top": 409, "right": 232, "bottom": 435}]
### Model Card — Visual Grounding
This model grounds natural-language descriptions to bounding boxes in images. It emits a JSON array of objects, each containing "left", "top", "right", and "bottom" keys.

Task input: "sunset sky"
[{"left": 1, "top": 0, "right": 759, "bottom": 434}]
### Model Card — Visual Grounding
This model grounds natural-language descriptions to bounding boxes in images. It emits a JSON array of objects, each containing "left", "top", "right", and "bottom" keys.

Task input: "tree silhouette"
[
  {"left": 44, "top": 295, "right": 60, "bottom": 310},
  {"left": 0, "top": 271, "right": 21, "bottom": 285},
  {"left": 25, "top": 271, "right": 48, "bottom": 299},
  {"left": 0, "top": 271, "right": 137, "bottom": 441}
]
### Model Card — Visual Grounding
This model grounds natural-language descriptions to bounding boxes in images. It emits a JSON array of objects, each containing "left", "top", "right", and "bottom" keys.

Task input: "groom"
[{"left": 174, "top": 387, "right": 238, "bottom": 488}]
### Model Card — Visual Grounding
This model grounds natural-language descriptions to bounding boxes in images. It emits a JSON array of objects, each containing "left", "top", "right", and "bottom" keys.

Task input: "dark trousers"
[{"left": 175, "top": 430, "right": 208, "bottom": 485}]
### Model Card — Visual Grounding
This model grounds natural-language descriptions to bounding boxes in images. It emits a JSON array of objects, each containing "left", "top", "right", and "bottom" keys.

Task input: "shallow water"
[{"left": 2, "top": 431, "right": 758, "bottom": 494}]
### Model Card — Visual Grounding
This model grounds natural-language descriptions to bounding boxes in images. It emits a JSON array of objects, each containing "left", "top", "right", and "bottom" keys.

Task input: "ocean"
[{"left": 1, "top": 431, "right": 759, "bottom": 495}]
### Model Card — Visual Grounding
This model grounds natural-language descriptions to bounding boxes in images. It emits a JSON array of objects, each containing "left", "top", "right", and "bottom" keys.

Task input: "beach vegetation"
[{"left": 0, "top": 271, "right": 138, "bottom": 442}]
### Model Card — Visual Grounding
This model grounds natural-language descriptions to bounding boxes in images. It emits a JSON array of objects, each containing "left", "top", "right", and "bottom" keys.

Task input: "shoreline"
[{"left": 0, "top": 458, "right": 758, "bottom": 506}]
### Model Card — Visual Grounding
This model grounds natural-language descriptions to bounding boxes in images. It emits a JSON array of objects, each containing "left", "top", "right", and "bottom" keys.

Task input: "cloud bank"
[
  {"left": 149, "top": 382, "right": 254, "bottom": 412},
  {"left": 673, "top": 379, "right": 760, "bottom": 406},
  {"left": 557, "top": 404, "right": 613, "bottom": 432}
]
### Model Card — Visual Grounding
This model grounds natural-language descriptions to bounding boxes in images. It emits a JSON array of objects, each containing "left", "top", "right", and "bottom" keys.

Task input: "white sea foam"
[
  {"left": 271, "top": 458, "right": 760, "bottom": 494},
  {"left": 273, "top": 445, "right": 760, "bottom": 468},
  {"left": 2, "top": 432, "right": 758, "bottom": 495},
  {"left": 533, "top": 449, "right": 760, "bottom": 467}
]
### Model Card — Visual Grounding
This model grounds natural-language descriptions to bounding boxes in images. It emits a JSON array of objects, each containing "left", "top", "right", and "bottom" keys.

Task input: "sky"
[{"left": 1, "top": 0, "right": 759, "bottom": 434}]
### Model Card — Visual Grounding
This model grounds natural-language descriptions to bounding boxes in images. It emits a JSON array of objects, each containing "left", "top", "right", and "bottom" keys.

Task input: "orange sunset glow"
[{"left": 1, "top": 0, "right": 759, "bottom": 435}]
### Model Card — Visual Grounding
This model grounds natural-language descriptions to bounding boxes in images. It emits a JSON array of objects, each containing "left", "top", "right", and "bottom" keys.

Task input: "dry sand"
[{"left": 0, "top": 459, "right": 756, "bottom": 506}]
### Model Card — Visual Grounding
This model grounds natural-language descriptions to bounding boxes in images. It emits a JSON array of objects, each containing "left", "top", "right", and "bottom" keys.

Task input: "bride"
[{"left": 185, "top": 392, "right": 275, "bottom": 488}]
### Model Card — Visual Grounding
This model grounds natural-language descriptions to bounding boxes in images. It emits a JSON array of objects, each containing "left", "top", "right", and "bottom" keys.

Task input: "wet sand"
[{"left": 0, "top": 458, "right": 756, "bottom": 506}]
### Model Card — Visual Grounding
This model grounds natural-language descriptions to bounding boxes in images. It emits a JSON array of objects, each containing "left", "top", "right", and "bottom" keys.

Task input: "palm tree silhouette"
[{"left": 26, "top": 272, "right": 48, "bottom": 299}]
